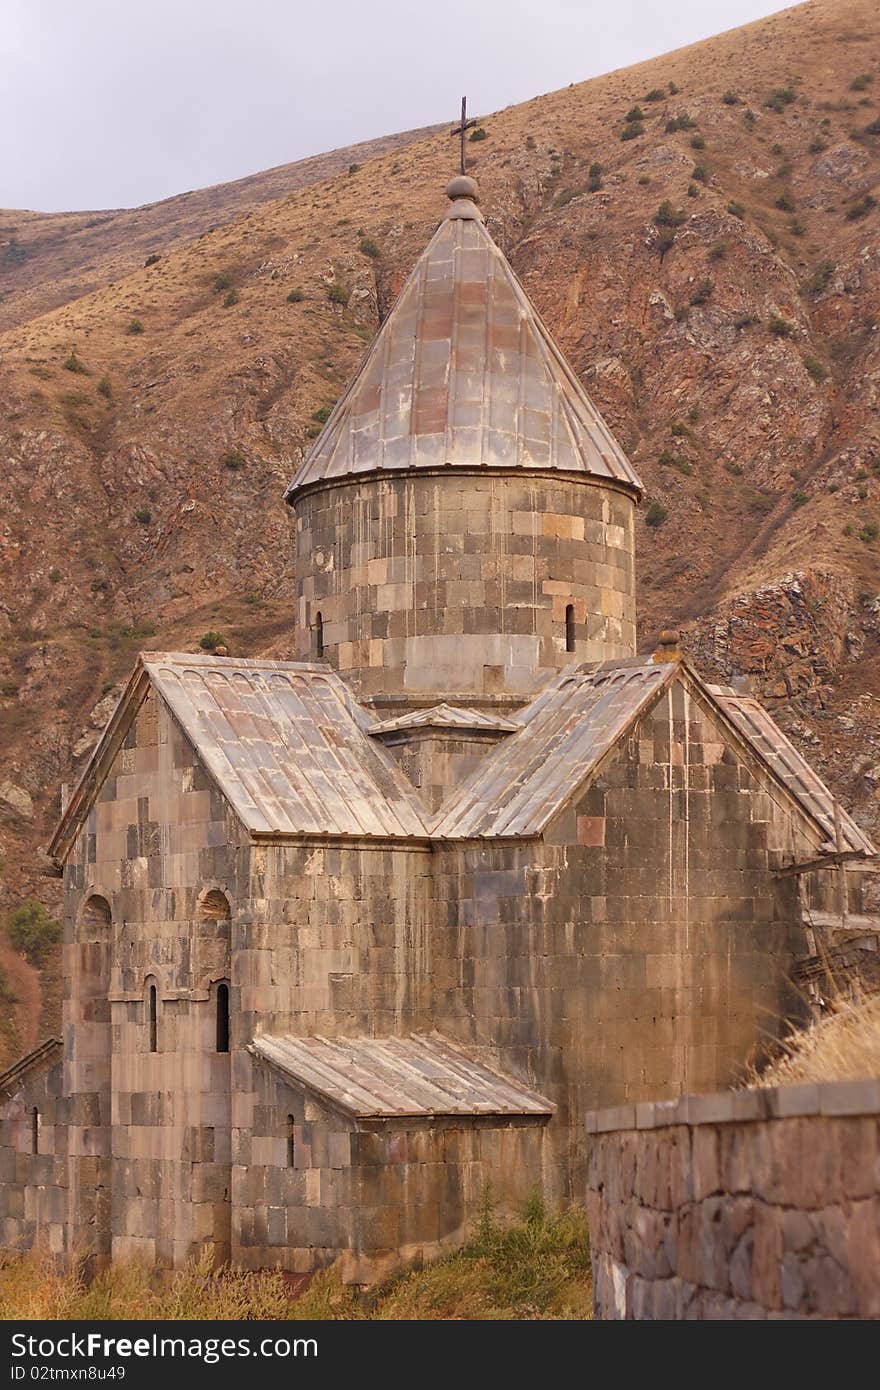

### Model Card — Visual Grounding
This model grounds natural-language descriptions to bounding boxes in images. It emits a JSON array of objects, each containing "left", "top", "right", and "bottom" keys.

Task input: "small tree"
[{"left": 8, "top": 901, "right": 61, "bottom": 964}]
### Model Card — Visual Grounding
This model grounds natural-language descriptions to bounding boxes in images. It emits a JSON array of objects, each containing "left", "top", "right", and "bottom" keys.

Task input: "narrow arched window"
[
  {"left": 216, "top": 982, "right": 230, "bottom": 1053},
  {"left": 287, "top": 1114, "right": 296, "bottom": 1168},
  {"left": 314, "top": 611, "right": 324, "bottom": 659},
  {"left": 565, "top": 603, "right": 576, "bottom": 653},
  {"left": 148, "top": 983, "right": 158, "bottom": 1053},
  {"left": 31, "top": 1107, "right": 39, "bottom": 1155}
]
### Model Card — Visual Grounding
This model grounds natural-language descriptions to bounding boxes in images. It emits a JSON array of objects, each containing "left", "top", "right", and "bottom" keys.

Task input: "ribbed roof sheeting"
[
  {"left": 368, "top": 702, "right": 520, "bottom": 736},
  {"left": 249, "top": 1032, "right": 554, "bottom": 1119},
  {"left": 433, "top": 658, "right": 674, "bottom": 839},
  {"left": 285, "top": 211, "right": 642, "bottom": 498},
  {"left": 144, "top": 655, "right": 429, "bottom": 839},
  {"left": 709, "top": 688, "right": 875, "bottom": 857}
]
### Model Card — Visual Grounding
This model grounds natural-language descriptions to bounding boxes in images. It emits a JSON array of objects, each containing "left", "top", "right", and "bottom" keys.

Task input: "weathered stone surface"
[{"left": 0, "top": 781, "right": 33, "bottom": 821}]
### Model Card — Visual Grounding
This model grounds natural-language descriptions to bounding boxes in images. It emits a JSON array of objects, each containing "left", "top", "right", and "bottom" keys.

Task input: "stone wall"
[
  {"left": 586, "top": 1078, "right": 880, "bottom": 1319},
  {"left": 292, "top": 471, "right": 636, "bottom": 706},
  {"left": 236, "top": 1058, "right": 549, "bottom": 1283},
  {"left": 0, "top": 1060, "right": 68, "bottom": 1258},
  {"left": 432, "top": 672, "right": 817, "bottom": 1198}
]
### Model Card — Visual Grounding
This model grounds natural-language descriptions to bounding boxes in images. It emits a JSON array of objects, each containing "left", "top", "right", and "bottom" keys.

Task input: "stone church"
[{"left": 1, "top": 175, "right": 874, "bottom": 1283}]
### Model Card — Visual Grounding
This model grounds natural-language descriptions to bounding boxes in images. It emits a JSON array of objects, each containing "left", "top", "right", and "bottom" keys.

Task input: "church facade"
[{"left": 1, "top": 176, "right": 873, "bottom": 1283}]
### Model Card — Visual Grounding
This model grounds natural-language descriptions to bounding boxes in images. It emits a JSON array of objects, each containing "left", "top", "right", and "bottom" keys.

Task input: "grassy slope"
[{"left": 0, "top": 1205, "right": 591, "bottom": 1321}]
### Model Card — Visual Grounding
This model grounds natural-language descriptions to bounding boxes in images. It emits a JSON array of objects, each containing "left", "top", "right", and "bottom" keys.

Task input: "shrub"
[
  {"left": 97, "top": 375, "right": 112, "bottom": 400},
  {"left": 359, "top": 237, "right": 380, "bottom": 259},
  {"left": 850, "top": 73, "right": 873, "bottom": 92},
  {"left": 666, "top": 113, "right": 697, "bottom": 132},
  {"left": 845, "top": 194, "right": 877, "bottom": 220},
  {"left": 588, "top": 162, "right": 603, "bottom": 192},
  {"left": 199, "top": 631, "right": 224, "bottom": 651},
  {"left": 654, "top": 200, "right": 686, "bottom": 227},
  {"left": 809, "top": 261, "right": 834, "bottom": 293},
  {"left": 768, "top": 314, "right": 796, "bottom": 337},
  {"left": 670, "top": 421, "right": 687, "bottom": 437},
  {"left": 4, "top": 238, "right": 28, "bottom": 266},
  {"left": 775, "top": 190, "right": 796, "bottom": 212},
  {"left": 766, "top": 86, "right": 796, "bottom": 113},
  {"left": 48, "top": 568, "right": 61, "bottom": 584},
  {"left": 286, "top": 288, "right": 304, "bottom": 303},
  {"left": 690, "top": 134, "right": 706, "bottom": 151},
  {"left": 144, "top": 253, "right": 161, "bottom": 267},
  {"left": 63, "top": 351, "right": 87, "bottom": 374},
  {"left": 222, "top": 450, "right": 245, "bottom": 470},
  {"left": 134, "top": 507, "right": 151, "bottom": 524},
  {"left": 735, "top": 313, "right": 760, "bottom": 329},
  {"left": 692, "top": 162, "right": 708, "bottom": 183},
  {"left": 625, "top": 105, "right": 645, "bottom": 123},
  {"left": 327, "top": 282, "right": 350, "bottom": 306},
  {"left": 348, "top": 162, "right": 361, "bottom": 175},
  {"left": 645, "top": 88, "right": 665, "bottom": 102},
  {"left": 809, "top": 137, "right": 828, "bottom": 153},
  {"left": 127, "top": 318, "right": 144, "bottom": 334},
  {"left": 669, "top": 82, "right": 679, "bottom": 95},
  {"left": 222, "top": 289, "right": 239, "bottom": 307},
  {"left": 864, "top": 119, "right": 880, "bottom": 136},
  {"left": 469, "top": 127, "right": 487, "bottom": 142},
  {"left": 722, "top": 90, "right": 740, "bottom": 106},
  {"left": 645, "top": 501, "right": 669, "bottom": 527},
  {"left": 212, "top": 273, "right": 232, "bottom": 293},
  {"left": 638, "top": 175, "right": 651, "bottom": 186},
  {"left": 709, "top": 240, "right": 728, "bottom": 261},
  {"left": 859, "top": 521, "right": 879, "bottom": 543},
  {"left": 656, "top": 228, "right": 676, "bottom": 257},
  {"left": 743, "top": 109, "right": 757, "bottom": 128},
  {"left": 687, "top": 183, "right": 699, "bottom": 198},
  {"left": 525, "top": 134, "right": 536, "bottom": 150},
  {"left": 312, "top": 405, "right": 333, "bottom": 424},
  {"left": 690, "top": 278, "right": 713, "bottom": 306},
  {"left": 793, "top": 490, "right": 808, "bottom": 507},
  {"left": 7, "top": 902, "right": 60, "bottom": 965},
  {"left": 790, "top": 217, "right": 807, "bottom": 236},
  {"left": 620, "top": 121, "right": 644, "bottom": 141},
  {"left": 727, "top": 200, "right": 746, "bottom": 219}
]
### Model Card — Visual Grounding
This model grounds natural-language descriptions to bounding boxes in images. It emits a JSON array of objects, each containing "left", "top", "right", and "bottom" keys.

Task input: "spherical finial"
[{"left": 447, "top": 174, "right": 479, "bottom": 202}]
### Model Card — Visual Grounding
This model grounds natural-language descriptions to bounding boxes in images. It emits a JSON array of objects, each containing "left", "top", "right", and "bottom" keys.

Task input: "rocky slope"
[{"left": 2, "top": 0, "right": 879, "bottom": 1059}]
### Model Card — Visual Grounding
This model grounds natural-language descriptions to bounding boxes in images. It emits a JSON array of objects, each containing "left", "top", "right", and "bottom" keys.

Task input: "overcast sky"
[{"left": 3, "top": 0, "right": 792, "bottom": 213}]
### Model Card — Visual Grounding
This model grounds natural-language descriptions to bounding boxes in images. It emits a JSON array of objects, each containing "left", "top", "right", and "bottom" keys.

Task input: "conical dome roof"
[{"left": 285, "top": 183, "right": 642, "bottom": 501}]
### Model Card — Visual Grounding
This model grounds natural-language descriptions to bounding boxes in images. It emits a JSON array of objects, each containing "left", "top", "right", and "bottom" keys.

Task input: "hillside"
[{"left": 2, "top": 0, "right": 880, "bottom": 1061}]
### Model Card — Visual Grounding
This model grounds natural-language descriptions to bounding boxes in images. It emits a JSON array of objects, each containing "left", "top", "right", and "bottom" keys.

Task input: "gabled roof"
[
  {"left": 0, "top": 1037, "right": 62, "bottom": 1098},
  {"left": 433, "top": 657, "right": 673, "bottom": 838},
  {"left": 49, "top": 655, "right": 430, "bottom": 860},
  {"left": 284, "top": 185, "right": 642, "bottom": 500},
  {"left": 249, "top": 1032, "right": 554, "bottom": 1119},
  {"left": 707, "top": 686, "right": 873, "bottom": 857},
  {"left": 433, "top": 657, "right": 877, "bottom": 853},
  {"left": 367, "top": 702, "right": 520, "bottom": 736}
]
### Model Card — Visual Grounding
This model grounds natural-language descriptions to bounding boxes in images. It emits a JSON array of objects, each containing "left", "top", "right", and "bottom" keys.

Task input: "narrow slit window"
[
  {"left": 287, "top": 1114, "right": 296, "bottom": 1168},
  {"left": 565, "top": 603, "right": 576, "bottom": 653},
  {"left": 31, "top": 1107, "right": 39, "bottom": 1155},
  {"left": 314, "top": 612, "right": 324, "bottom": 659},
  {"left": 148, "top": 983, "right": 158, "bottom": 1053},
  {"left": 216, "top": 982, "right": 230, "bottom": 1053}
]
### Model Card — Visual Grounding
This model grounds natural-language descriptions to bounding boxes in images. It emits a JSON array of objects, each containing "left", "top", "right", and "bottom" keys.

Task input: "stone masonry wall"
[
  {"left": 431, "top": 673, "right": 818, "bottom": 1199},
  {"left": 586, "top": 1078, "right": 880, "bottom": 1319},
  {"left": 235, "top": 1057, "right": 550, "bottom": 1283},
  {"left": 0, "top": 1061, "right": 68, "bottom": 1257},
  {"left": 64, "top": 690, "right": 251, "bottom": 1268},
  {"left": 292, "top": 471, "right": 636, "bottom": 706}
]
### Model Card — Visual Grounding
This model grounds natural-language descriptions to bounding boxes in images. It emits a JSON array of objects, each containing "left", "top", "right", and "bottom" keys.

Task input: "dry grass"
[
  {"left": 750, "top": 993, "right": 880, "bottom": 1088},
  {"left": 0, "top": 1203, "right": 591, "bottom": 1321}
]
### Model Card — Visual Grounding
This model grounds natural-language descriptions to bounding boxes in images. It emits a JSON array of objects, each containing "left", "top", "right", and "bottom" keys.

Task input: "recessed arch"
[
  {"left": 197, "top": 888, "right": 231, "bottom": 923},
  {"left": 79, "top": 893, "right": 112, "bottom": 930}
]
